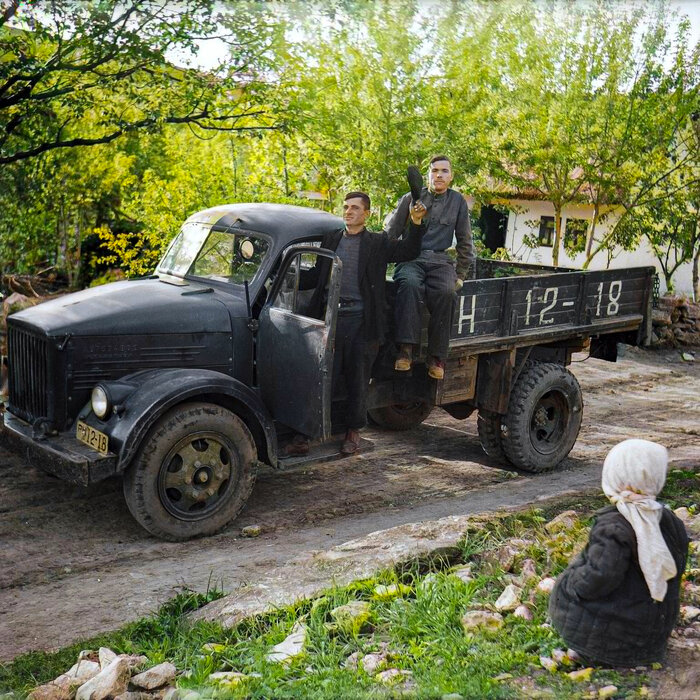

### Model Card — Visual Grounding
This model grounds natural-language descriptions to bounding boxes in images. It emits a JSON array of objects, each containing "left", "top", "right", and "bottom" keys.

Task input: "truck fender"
[{"left": 82, "top": 369, "right": 278, "bottom": 472}]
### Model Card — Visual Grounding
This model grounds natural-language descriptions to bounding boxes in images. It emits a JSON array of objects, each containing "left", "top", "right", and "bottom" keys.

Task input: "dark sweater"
[
  {"left": 549, "top": 505, "right": 688, "bottom": 667},
  {"left": 302, "top": 222, "right": 424, "bottom": 343}
]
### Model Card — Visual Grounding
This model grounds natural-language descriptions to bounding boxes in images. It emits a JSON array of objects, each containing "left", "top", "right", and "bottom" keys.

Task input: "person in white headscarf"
[{"left": 548, "top": 439, "right": 689, "bottom": 667}]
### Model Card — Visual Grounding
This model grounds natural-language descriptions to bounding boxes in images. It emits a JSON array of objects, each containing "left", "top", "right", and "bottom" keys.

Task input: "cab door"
[{"left": 256, "top": 246, "right": 341, "bottom": 440}]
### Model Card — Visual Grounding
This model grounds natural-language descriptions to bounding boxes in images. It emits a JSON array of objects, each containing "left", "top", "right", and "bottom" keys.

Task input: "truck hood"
[{"left": 9, "top": 278, "right": 243, "bottom": 337}]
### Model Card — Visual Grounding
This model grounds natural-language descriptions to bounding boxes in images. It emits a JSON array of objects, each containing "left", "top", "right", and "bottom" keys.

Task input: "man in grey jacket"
[{"left": 385, "top": 155, "right": 475, "bottom": 379}]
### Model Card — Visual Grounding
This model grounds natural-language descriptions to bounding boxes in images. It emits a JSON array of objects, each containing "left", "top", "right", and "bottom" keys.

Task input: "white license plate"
[{"left": 76, "top": 420, "right": 109, "bottom": 455}]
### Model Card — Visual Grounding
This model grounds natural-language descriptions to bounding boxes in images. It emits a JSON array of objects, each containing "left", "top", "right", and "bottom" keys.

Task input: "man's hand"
[
  {"left": 455, "top": 278, "right": 464, "bottom": 292},
  {"left": 410, "top": 201, "right": 427, "bottom": 225}
]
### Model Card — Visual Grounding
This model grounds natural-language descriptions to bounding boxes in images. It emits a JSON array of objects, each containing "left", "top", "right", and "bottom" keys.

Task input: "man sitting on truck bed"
[
  {"left": 285, "top": 191, "right": 427, "bottom": 457},
  {"left": 385, "top": 155, "right": 476, "bottom": 380}
]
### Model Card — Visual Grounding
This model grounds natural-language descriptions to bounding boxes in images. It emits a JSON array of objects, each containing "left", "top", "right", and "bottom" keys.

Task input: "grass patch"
[{"left": 2, "top": 468, "right": 697, "bottom": 699}]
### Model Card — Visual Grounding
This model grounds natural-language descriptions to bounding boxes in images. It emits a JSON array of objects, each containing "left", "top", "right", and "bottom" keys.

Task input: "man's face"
[
  {"left": 343, "top": 197, "right": 369, "bottom": 228},
  {"left": 428, "top": 160, "right": 453, "bottom": 194}
]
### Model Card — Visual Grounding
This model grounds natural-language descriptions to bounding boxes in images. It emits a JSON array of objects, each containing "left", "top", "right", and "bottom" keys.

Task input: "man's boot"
[
  {"left": 427, "top": 356, "right": 445, "bottom": 380},
  {"left": 394, "top": 344, "right": 413, "bottom": 371},
  {"left": 341, "top": 428, "right": 360, "bottom": 455}
]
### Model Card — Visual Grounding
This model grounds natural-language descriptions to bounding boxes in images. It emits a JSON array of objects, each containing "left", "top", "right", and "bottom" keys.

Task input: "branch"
[{"left": 0, "top": 0, "right": 19, "bottom": 27}]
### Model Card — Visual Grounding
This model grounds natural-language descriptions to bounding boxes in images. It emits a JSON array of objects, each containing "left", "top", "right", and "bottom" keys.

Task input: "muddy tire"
[
  {"left": 123, "top": 402, "right": 257, "bottom": 541},
  {"left": 368, "top": 401, "right": 432, "bottom": 431},
  {"left": 477, "top": 410, "right": 507, "bottom": 461},
  {"left": 502, "top": 362, "right": 582, "bottom": 473}
]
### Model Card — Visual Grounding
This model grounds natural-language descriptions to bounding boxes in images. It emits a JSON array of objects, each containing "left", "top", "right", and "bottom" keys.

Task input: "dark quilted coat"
[{"left": 549, "top": 504, "right": 688, "bottom": 666}]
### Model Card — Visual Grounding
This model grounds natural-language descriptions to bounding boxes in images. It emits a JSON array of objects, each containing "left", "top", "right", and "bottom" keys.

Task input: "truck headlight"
[{"left": 91, "top": 385, "right": 111, "bottom": 419}]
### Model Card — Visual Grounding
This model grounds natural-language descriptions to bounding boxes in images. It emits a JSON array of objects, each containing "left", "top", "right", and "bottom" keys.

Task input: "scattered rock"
[
  {"left": 450, "top": 565, "right": 473, "bottom": 583},
  {"left": 681, "top": 352, "right": 695, "bottom": 362},
  {"left": 598, "top": 685, "right": 618, "bottom": 698},
  {"left": 567, "top": 667, "right": 593, "bottom": 681},
  {"left": 329, "top": 600, "right": 370, "bottom": 635},
  {"left": 536, "top": 577, "right": 556, "bottom": 594},
  {"left": 494, "top": 584, "right": 521, "bottom": 611},
  {"left": 98, "top": 648, "right": 117, "bottom": 670},
  {"left": 567, "top": 648, "right": 581, "bottom": 662},
  {"left": 241, "top": 525, "right": 262, "bottom": 537},
  {"left": 518, "top": 558, "right": 538, "bottom": 581},
  {"left": 266, "top": 622, "right": 307, "bottom": 663},
  {"left": 207, "top": 671, "right": 248, "bottom": 686},
  {"left": 372, "top": 583, "right": 411, "bottom": 600},
  {"left": 680, "top": 605, "right": 700, "bottom": 623},
  {"left": 545, "top": 510, "right": 578, "bottom": 534},
  {"left": 375, "top": 668, "right": 412, "bottom": 684},
  {"left": 114, "top": 693, "right": 151, "bottom": 700},
  {"left": 360, "top": 651, "right": 387, "bottom": 675},
  {"left": 539, "top": 656, "right": 557, "bottom": 672},
  {"left": 75, "top": 657, "right": 130, "bottom": 700},
  {"left": 418, "top": 572, "right": 440, "bottom": 592},
  {"left": 513, "top": 605, "right": 533, "bottom": 620},
  {"left": 344, "top": 651, "right": 360, "bottom": 670},
  {"left": 461, "top": 610, "right": 504, "bottom": 631},
  {"left": 131, "top": 662, "right": 177, "bottom": 690},
  {"left": 27, "top": 681, "right": 73, "bottom": 700},
  {"left": 441, "top": 694, "right": 464, "bottom": 700}
]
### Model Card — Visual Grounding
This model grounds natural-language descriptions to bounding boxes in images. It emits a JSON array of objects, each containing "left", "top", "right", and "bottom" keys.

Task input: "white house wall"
[{"left": 502, "top": 199, "right": 695, "bottom": 297}]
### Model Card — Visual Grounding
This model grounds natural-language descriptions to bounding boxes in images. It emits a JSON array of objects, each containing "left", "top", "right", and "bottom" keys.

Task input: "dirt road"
[{"left": 1, "top": 347, "right": 698, "bottom": 662}]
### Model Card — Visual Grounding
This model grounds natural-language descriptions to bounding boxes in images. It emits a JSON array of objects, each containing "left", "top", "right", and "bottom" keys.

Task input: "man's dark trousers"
[
  {"left": 393, "top": 251, "right": 456, "bottom": 360},
  {"left": 333, "top": 310, "right": 378, "bottom": 430}
]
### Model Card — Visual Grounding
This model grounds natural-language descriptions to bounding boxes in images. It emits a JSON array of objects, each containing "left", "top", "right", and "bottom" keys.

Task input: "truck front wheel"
[
  {"left": 367, "top": 401, "right": 432, "bottom": 430},
  {"left": 123, "top": 402, "right": 257, "bottom": 541},
  {"left": 502, "top": 362, "right": 582, "bottom": 473}
]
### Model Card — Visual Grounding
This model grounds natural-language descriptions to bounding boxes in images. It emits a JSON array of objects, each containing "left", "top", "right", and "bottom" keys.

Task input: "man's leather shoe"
[
  {"left": 427, "top": 356, "right": 445, "bottom": 380},
  {"left": 394, "top": 344, "right": 412, "bottom": 371},
  {"left": 284, "top": 434, "right": 310, "bottom": 456},
  {"left": 341, "top": 429, "right": 360, "bottom": 455}
]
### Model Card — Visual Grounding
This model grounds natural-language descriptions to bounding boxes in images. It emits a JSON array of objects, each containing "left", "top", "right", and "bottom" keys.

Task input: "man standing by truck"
[
  {"left": 285, "top": 191, "right": 427, "bottom": 457},
  {"left": 385, "top": 155, "right": 476, "bottom": 379}
]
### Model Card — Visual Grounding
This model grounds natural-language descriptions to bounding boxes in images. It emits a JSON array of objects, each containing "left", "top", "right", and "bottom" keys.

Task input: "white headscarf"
[{"left": 601, "top": 439, "right": 677, "bottom": 602}]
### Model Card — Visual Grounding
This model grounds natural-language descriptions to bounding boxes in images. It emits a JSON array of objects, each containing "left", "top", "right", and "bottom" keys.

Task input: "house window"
[
  {"left": 538, "top": 216, "right": 556, "bottom": 247},
  {"left": 565, "top": 218, "right": 588, "bottom": 254}
]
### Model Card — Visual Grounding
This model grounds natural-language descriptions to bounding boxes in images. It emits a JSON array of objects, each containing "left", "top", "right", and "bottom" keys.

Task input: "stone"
[
  {"left": 98, "top": 648, "right": 117, "bottom": 670},
  {"left": 598, "top": 686, "right": 618, "bottom": 698},
  {"left": 551, "top": 648, "right": 572, "bottom": 666},
  {"left": 567, "top": 667, "right": 593, "bottom": 682},
  {"left": 536, "top": 577, "right": 556, "bottom": 594},
  {"left": 76, "top": 657, "right": 130, "bottom": 700},
  {"left": 539, "top": 656, "right": 557, "bottom": 672},
  {"left": 681, "top": 352, "right": 695, "bottom": 362},
  {"left": 207, "top": 671, "right": 248, "bottom": 685},
  {"left": 114, "top": 694, "right": 151, "bottom": 700},
  {"left": 77, "top": 651, "right": 98, "bottom": 662},
  {"left": 652, "top": 308, "right": 672, "bottom": 326},
  {"left": 494, "top": 584, "right": 521, "bottom": 611},
  {"left": 344, "top": 651, "right": 360, "bottom": 670},
  {"left": 450, "top": 564, "right": 473, "bottom": 583},
  {"left": 28, "top": 660, "right": 101, "bottom": 700},
  {"left": 372, "top": 583, "right": 411, "bottom": 600},
  {"left": 461, "top": 610, "right": 504, "bottom": 631},
  {"left": 545, "top": 510, "right": 578, "bottom": 533},
  {"left": 65, "top": 660, "right": 101, "bottom": 683},
  {"left": 674, "top": 507, "right": 691, "bottom": 522},
  {"left": 681, "top": 605, "right": 700, "bottom": 623},
  {"left": 518, "top": 558, "right": 538, "bottom": 581},
  {"left": 418, "top": 572, "right": 440, "bottom": 592},
  {"left": 241, "top": 525, "right": 261, "bottom": 537},
  {"left": 266, "top": 622, "right": 307, "bottom": 663},
  {"left": 329, "top": 600, "right": 370, "bottom": 635},
  {"left": 375, "top": 669, "right": 412, "bottom": 684},
  {"left": 123, "top": 655, "right": 149, "bottom": 670},
  {"left": 513, "top": 605, "right": 533, "bottom": 620},
  {"left": 441, "top": 695, "right": 464, "bottom": 700},
  {"left": 28, "top": 681, "right": 73, "bottom": 700},
  {"left": 131, "top": 662, "right": 177, "bottom": 690},
  {"left": 360, "top": 651, "right": 388, "bottom": 675}
]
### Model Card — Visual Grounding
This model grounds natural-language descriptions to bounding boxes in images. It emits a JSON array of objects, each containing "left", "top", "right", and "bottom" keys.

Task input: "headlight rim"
[{"left": 91, "top": 384, "right": 111, "bottom": 420}]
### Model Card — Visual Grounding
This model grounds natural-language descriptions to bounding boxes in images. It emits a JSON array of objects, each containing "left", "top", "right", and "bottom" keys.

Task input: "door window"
[{"left": 272, "top": 250, "right": 330, "bottom": 321}]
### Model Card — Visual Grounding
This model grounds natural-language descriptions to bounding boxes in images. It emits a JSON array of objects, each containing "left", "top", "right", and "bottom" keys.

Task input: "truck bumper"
[{"left": 0, "top": 412, "right": 118, "bottom": 486}]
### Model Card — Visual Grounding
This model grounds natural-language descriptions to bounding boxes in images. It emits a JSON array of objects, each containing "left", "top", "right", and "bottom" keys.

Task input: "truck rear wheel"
[
  {"left": 368, "top": 401, "right": 432, "bottom": 431},
  {"left": 123, "top": 402, "right": 257, "bottom": 541},
  {"left": 477, "top": 410, "right": 507, "bottom": 461},
  {"left": 502, "top": 362, "right": 582, "bottom": 473}
]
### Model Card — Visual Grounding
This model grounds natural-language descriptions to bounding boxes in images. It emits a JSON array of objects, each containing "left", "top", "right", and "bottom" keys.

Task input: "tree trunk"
[
  {"left": 585, "top": 201, "right": 600, "bottom": 259},
  {"left": 552, "top": 205, "right": 562, "bottom": 267},
  {"left": 693, "top": 246, "right": 699, "bottom": 302}
]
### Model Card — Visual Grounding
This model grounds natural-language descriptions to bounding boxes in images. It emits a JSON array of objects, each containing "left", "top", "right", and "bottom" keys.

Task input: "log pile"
[{"left": 651, "top": 295, "right": 700, "bottom": 347}]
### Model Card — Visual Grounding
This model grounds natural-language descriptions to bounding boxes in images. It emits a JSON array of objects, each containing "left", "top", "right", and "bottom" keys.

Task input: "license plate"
[{"left": 76, "top": 420, "right": 109, "bottom": 455}]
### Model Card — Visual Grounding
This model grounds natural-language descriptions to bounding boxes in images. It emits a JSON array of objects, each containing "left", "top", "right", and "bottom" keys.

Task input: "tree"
[{"left": 0, "top": 0, "right": 285, "bottom": 166}]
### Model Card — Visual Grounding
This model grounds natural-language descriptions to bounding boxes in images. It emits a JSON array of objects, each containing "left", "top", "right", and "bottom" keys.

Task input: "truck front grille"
[{"left": 7, "top": 326, "right": 50, "bottom": 423}]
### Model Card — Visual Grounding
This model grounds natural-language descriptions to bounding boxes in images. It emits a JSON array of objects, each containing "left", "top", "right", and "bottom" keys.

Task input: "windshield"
[{"left": 157, "top": 222, "right": 270, "bottom": 284}]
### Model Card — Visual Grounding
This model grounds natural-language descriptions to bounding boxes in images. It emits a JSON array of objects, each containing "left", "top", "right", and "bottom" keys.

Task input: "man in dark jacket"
[
  {"left": 385, "top": 156, "right": 475, "bottom": 379},
  {"left": 286, "top": 191, "right": 426, "bottom": 456}
]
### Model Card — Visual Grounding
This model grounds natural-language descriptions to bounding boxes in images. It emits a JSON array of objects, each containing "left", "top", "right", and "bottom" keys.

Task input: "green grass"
[{"left": 1, "top": 468, "right": 697, "bottom": 699}]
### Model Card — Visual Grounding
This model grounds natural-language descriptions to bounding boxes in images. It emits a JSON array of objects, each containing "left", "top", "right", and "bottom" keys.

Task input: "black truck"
[{"left": 1, "top": 203, "right": 654, "bottom": 539}]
